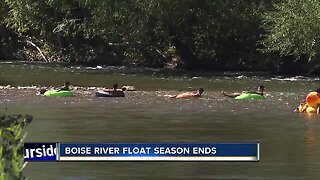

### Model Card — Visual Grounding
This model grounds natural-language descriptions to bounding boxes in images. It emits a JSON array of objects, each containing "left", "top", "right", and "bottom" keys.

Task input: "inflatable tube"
[
  {"left": 297, "top": 102, "right": 317, "bottom": 113},
  {"left": 96, "top": 90, "right": 125, "bottom": 97},
  {"left": 306, "top": 92, "right": 320, "bottom": 109},
  {"left": 44, "top": 90, "right": 73, "bottom": 97},
  {"left": 306, "top": 107, "right": 317, "bottom": 113},
  {"left": 235, "top": 93, "right": 265, "bottom": 100}
]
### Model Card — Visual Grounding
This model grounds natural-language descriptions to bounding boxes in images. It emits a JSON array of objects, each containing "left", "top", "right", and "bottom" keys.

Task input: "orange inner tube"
[{"left": 306, "top": 92, "right": 320, "bottom": 109}]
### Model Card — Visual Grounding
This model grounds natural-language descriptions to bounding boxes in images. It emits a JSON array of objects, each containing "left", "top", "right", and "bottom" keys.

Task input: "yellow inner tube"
[{"left": 298, "top": 103, "right": 317, "bottom": 113}]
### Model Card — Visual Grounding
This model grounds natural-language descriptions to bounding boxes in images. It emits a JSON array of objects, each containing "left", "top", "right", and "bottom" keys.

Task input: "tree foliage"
[
  {"left": 261, "top": 0, "right": 320, "bottom": 59},
  {"left": 0, "top": 114, "right": 33, "bottom": 180},
  {"left": 1, "top": 0, "right": 318, "bottom": 73}
]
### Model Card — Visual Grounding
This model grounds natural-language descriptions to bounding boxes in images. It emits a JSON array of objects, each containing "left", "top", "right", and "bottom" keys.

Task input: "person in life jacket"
[
  {"left": 294, "top": 100, "right": 314, "bottom": 113},
  {"left": 297, "top": 89, "right": 320, "bottom": 113}
]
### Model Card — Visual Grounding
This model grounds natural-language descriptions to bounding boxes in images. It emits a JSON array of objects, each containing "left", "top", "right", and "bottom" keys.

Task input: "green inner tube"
[
  {"left": 235, "top": 93, "right": 265, "bottom": 100},
  {"left": 44, "top": 90, "right": 73, "bottom": 97}
]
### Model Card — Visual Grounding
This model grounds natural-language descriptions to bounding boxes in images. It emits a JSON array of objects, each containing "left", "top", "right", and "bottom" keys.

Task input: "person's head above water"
[
  {"left": 258, "top": 85, "right": 264, "bottom": 93},
  {"left": 197, "top": 88, "right": 204, "bottom": 95},
  {"left": 113, "top": 83, "right": 118, "bottom": 90}
]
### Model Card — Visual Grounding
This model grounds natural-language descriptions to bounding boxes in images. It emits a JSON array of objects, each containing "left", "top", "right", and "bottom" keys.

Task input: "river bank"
[{"left": 2, "top": 1, "right": 320, "bottom": 78}]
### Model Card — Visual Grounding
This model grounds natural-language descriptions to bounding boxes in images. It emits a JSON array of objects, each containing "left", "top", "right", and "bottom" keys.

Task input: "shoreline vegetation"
[
  {"left": 1, "top": 1, "right": 320, "bottom": 75},
  {"left": 0, "top": 114, "right": 33, "bottom": 179}
]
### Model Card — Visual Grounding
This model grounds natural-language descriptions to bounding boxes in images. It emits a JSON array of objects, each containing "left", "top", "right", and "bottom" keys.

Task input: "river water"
[{"left": 1, "top": 62, "right": 320, "bottom": 179}]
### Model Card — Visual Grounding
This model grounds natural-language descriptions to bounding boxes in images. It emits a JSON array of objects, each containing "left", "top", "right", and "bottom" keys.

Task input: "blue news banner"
[{"left": 24, "top": 143, "right": 259, "bottom": 162}]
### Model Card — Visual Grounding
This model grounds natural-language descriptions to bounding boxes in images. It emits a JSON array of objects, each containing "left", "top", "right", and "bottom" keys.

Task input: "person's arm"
[
  {"left": 294, "top": 104, "right": 303, "bottom": 113},
  {"left": 254, "top": 92, "right": 263, "bottom": 96},
  {"left": 103, "top": 88, "right": 112, "bottom": 91},
  {"left": 301, "top": 104, "right": 308, "bottom": 113},
  {"left": 58, "top": 87, "right": 70, "bottom": 92},
  {"left": 58, "top": 87, "right": 69, "bottom": 92},
  {"left": 243, "top": 91, "right": 263, "bottom": 96}
]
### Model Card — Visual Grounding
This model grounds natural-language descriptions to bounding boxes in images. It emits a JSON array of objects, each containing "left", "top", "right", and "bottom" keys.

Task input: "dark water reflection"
[{"left": 1, "top": 62, "right": 320, "bottom": 179}]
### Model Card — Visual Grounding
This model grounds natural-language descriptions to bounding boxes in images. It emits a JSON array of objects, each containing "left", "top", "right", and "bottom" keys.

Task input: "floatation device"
[
  {"left": 235, "top": 93, "right": 265, "bottom": 100},
  {"left": 306, "top": 92, "right": 320, "bottom": 109},
  {"left": 43, "top": 90, "right": 73, "bottom": 97},
  {"left": 96, "top": 90, "right": 125, "bottom": 97},
  {"left": 296, "top": 91, "right": 320, "bottom": 113},
  {"left": 175, "top": 92, "right": 200, "bottom": 99},
  {"left": 296, "top": 102, "right": 317, "bottom": 113}
]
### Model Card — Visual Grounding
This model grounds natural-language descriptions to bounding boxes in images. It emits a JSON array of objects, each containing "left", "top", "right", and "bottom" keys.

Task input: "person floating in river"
[
  {"left": 39, "top": 81, "right": 70, "bottom": 94},
  {"left": 103, "top": 83, "right": 126, "bottom": 92},
  {"left": 295, "top": 88, "right": 320, "bottom": 113},
  {"left": 96, "top": 83, "right": 125, "bottom": 97},
  {"left": 111, "top": 83, "right": 118, "bottom": 91},
  {"left": 39, "top": 89, "right": 47, "bottom": 95},
  {"left": 170, "top": 88, "right": 204, "bottom": 99},
  {"left": 58, "top": 81, "right": 70, "bottom": 92},
  {"left": 221, "top": 85, "right": 264, "bottom": 98}
]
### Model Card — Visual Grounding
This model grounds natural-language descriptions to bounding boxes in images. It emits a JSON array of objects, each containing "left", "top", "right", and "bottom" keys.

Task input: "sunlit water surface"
[{"left": 1, "top": 62, "right": 320, "bottom": 179}]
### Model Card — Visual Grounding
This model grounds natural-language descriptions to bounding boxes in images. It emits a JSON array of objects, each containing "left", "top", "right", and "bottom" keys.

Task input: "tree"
[
  {"left": 261, "top": 0, "right": 320, "bottom": 59},
  {"left": 0, "top": 114, "right": 33, "bottom": 179}
]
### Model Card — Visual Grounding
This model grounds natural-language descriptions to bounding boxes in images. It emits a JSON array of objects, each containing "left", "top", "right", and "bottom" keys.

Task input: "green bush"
[{"left": 0, "top": 114, "right": 33, "bottom": 180}]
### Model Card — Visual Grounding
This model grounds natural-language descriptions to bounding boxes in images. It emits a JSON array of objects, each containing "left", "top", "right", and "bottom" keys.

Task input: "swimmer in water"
[{"left": 170, "top": 88, "right": 204, "bottom": 99}]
